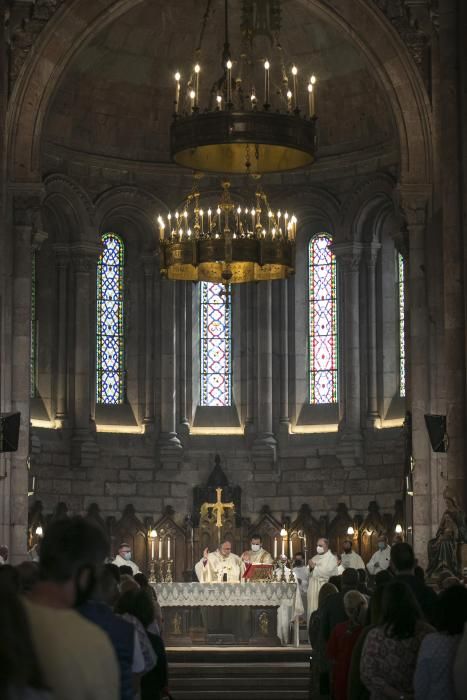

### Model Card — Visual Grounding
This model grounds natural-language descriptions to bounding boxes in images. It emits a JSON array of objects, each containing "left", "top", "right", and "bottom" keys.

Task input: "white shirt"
[
  {"left": 112, "top": 554, "right": 140, "bottom": 574},
  {"left": 366, "top": 545, "right": 391, "bottom": 575}
]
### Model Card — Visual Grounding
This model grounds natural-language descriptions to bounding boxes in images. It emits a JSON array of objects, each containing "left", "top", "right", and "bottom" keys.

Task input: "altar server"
[
  {"left": 340, "top": 539, "right": 365, "bottom": 571},
  {"left": 195, "top": 540, "right": 243, "bottom": 583},
  {"left": 307, "top": 538, "right": 338, "bottom": 621},
  {"left": 242, "top": 534, "right": 274, "bottom": 565},
  {"left": 112, "top": 543, "right": 140, "bottom": 575},
  {"left": 366, "top": 535, "right": 391, "bottom": 576}
]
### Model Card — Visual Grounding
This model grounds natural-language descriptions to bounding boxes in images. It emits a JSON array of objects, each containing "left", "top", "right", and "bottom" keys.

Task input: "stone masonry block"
[
  {"left": 119, "top": 469, "right": 153, "bottom": 483},
  {"left": 136, "top": 482, "right": 170, "bottom": 497},
  {"left": 52, "top": 480, "right": 71, "bottom": 494},
  {"left": 118, "top": 496, "right": 162, "bottom": 514},
  {"left": 105, "top": 482, "right": 137, "bottom": 496},
  {"left": 251, "top": 482, "right": 277, "bottom": 498},
  {"left": 72, "top": 481, "right": 105, "bottom": 496},
  {"left": 130, "top": 457, "right": 155, "bottom": 470},
  {"left": 170, "top": 483, "right": 190, "bottom": 498},
  {"left": 278, "top": 482, "right": 323, "bottom": 497},
  {"left": 84, "top": 496, "right": 117, "bottom": 511},
  {"left": 345, "top": 479, "right": 369, "bottom": 494}
]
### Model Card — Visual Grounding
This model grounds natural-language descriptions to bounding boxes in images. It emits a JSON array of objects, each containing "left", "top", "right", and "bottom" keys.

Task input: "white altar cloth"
[{"left": 152, "top": 582, "right": 303, "bottom": 646}]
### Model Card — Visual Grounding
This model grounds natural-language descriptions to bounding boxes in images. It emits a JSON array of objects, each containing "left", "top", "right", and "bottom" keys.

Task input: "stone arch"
[
  {"left": 6, "top": 0, "right": 432, "bottom": 191},
  {"left": 342, "top": 173, "right": 399, "bottom": 243},
  {"left": 43, "top": 174, "right": 96, "bottom": 243}
]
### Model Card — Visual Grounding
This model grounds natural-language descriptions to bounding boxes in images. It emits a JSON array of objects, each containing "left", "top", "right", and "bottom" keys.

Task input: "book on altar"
[{"left": 243, "top": 564, "right": 273, "bottom": 581}]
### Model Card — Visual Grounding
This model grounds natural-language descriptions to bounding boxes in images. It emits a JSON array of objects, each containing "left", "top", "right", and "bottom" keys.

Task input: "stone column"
[
  {"left": 158, "top": 278, "right": 182, "bottom": 454},
  {"left": 279, "top": 278, "right": 290, "bottom": 437},
  {"left": 332, "top": 242, "right": 364, "bottom": 435},
  {"left": 366, "top": 242, "right": 381, "bottom": 427},
  {"left": 177, "top": 281, "right": 190, "bottom": 435},
  {"left": 252, "top": 281, "right": 276, "bottom": 462},
  {"left": 53, "top": 245, "right": 69, "bottom": 424},
  {"left": 142, "top": 256, "right": 155, "bottom": 427},
  {"left": 399, "top": 185, "right": 431, "bottom": 566},
  {"left": 71, "top": 244, "right": 100, "bottom": 465}
]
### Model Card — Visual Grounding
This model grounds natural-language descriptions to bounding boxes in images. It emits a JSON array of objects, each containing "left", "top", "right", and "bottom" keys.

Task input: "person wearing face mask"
[
  {"left": 366, "top": 534, "right": 391, "bottom": 576},
  {"left": 307, "top": 538, "right": 338, "bottom": 622},
  {"left": 113, "top": 543, "right": 141, "bottom": 575},
  {"left": 241, "top": 534, "right": 273, "bottom": 566},
  {"left": 340, "top": 538, "right": 365, "bottom": 571},
  {"left": 22, "top": 516, "right": 119, "bottom": 700}
]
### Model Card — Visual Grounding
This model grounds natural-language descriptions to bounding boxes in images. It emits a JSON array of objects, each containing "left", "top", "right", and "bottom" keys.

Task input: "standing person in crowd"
[
  {"left": 321, "top": 568, "right": 361, "bottom": 643},
  {"left": 23, "top": 517, "right": 119, "bottom": 700},
  {"left": 113, "top": 544, "right": 141, "bottom": 575},
  {"left": 360, "top": 579, "right": 433, "bottom": 700},
  {"left": 347, "top": 584, "right": 385, "bottom": 700},
  {"left": 415, "top": 585, "right": 467, "bottom": 700},
  {"left": 134, "top": 573, "right": 164, "bottom": 636},
  {"left": 292, "top": 552, "right": 310, "bottom": 616},
  {"left": 327, "top": 590, "right": 368, "bottom": 700},
  {"left": 366, "top": 535, "right": 391, "bottom": 576},
  {"left": 340, "top": 540, "right": 365, "bottom": 571},
  {"left": 116, "top": 589, "right": 169, "bottom": 700},
  {"left": 0, "top": 578, "right": 52, "bottom": 700},
  {"left": 307, "top": 538, "right": 339, "bottom": 620},
  {"left": 309, "top": 582, "right": 338, "bottom": 700},
  {"left": 390, "top": 542, "right": 438, "bottom": 624}
]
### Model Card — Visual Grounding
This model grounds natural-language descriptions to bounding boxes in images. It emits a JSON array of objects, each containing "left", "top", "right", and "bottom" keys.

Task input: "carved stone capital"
[
  {"left": 331, "top": 242, "right": 365, "bottom": 271},
  {"left": 366, "top": 241, "right": 382, "bottom": 269},
  {"left": 397, "top": 183, "right": 431, "bottom": 230},
  {"left": 70, "top": 243, "right": 101, "bottom": 273},
  {"left": 53, "top": 244, "right": 71, "bottom": 268},
  {"left": 11, "top": 187, "right": 44, "bottom": 228}
]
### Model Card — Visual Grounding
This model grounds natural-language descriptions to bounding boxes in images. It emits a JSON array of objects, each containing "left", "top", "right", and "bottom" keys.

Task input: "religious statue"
[
  {"left": 427, "top": 488, "right": 467, "bottom": 578},
  {"left": 195, "top": 540, "right": 243, "bottom": 583}
]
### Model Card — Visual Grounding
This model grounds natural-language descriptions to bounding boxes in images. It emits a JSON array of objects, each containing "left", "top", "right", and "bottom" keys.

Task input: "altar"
[{"left": 153, "top": 582, "right": 302, "bottom": 647}]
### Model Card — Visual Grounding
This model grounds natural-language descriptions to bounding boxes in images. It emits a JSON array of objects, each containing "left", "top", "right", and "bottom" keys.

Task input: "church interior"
[{"left": 1, "top": 0, "right": 467, "bottom": 698}]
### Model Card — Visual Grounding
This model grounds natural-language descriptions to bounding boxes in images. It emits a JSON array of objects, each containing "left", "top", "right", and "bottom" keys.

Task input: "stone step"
[
  {"left": 171, "top": 676, "right": 309, "bottom": 690},
  {"left": 170, "top": 662, "right": 309, "bottom": 677},
  {"left": 170, "top": 691, "right": 309, "bottom": 700}
]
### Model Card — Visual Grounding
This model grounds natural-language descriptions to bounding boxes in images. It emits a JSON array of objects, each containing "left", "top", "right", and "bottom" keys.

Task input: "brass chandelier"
[
  {"left": 158, "top": 181, "right": 296, "bottom": 283},
  {"left": 160, "top": 0, "right": 318, "bottom": 284},
  {"left": 170, "top": 0, "right": 318, "bottom": 174}
]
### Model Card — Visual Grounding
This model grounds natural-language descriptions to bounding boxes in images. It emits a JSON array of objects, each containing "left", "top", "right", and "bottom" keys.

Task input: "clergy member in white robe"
[
  {"left": 112, "top": 542, "right": 141, "bottom": 575},
  {"left": 340, "top": 539, "right": 365, "bottom": 570},
  {"left": 195, "top": 540, "right": 243, "bottom": 582},
  {"left": 366, "top": 535, "right": 391, "bottom": 575},
  {"left": 307, "top": 538, "right": 338, "bottom": 621},
  {"left": 273, "top": 555, "right": 304, "bottom": 644}
]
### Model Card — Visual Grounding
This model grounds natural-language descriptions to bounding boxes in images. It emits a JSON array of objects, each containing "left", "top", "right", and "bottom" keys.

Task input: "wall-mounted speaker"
[{"left": 424, "top": 414, "right": 447, "bottom": 453}]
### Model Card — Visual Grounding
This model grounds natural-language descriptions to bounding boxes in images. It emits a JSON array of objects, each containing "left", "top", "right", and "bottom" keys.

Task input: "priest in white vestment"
[
  {"left": 307, "top": 538, "right": 338, "bottom": 622},
  {"left": 195, "top": 540, "right": 243, "bottom": 582},
  {"left": 340, "top": 539, "right": 365, "bottom": 570},
  {"left": 366, "top": 535, "right": 391, "bottom": 576},
  {"left": 112, "top": 543, "right": 141, "bottom": 575}
]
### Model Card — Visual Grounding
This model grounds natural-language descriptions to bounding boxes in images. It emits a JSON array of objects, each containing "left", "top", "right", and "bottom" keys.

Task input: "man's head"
[
  {"left": 0, "top": 545, "right": 8, "bottom": 562},
  {"left": 316, "top": 538, "right": 329, "bottom": 555},
  {"left": 390, "top": 542, "right": 415, "bottom": 575},
  {"left": 343, "top": 539, "right": 353, "bottom": 553},
  {"left": 293, "top": 551, "right": 305, "bottom": 567},
  {"left": 250, "top": 534, "right": 262, "bottom": 552},
  {"left": 341, "top": 567, "right": 359, "bottom": 591},
  {"left": 377, "top": 535, "right": 388, "bottom": 550},
  {"left": 39, "top": 516, "right": 109, "bottom": 607},
  {"left": 118, "top": 565, "right": 134, "bottom": 577},
  {"left": 219, "top": 541, "right": 232, "bottom": 558},
  {"left": 118, "top": 543, "right": 132, "bottom": 561}
]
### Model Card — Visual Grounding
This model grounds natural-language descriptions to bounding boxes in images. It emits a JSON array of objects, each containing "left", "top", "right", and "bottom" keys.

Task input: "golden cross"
[{"left": 201, "top": 487, "right": 235, "bottom": 528}]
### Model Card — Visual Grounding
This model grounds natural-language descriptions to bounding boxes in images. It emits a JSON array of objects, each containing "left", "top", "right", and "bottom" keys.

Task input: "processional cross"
[{"left": 200, "top": 487, "right": 235, "bottom": 529}]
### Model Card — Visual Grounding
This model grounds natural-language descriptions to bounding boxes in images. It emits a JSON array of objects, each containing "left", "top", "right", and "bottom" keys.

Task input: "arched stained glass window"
[
  {"left": 30, "top": 250, "right": 37, "bottom": 399},
  {"left": 96, "top": 233, "right": 125, "bottom": 405},
  {"left": 200, "top": 282, "right": 232, "bottom": 407},
  {"left": 309, "top": 233, "right": 338, "bottom": 404},
  {"left": 398, "top": 252, "right": 406, "bottom": 398}
]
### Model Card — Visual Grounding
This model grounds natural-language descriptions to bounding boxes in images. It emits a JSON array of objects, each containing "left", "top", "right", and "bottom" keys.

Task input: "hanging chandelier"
[
  {"left": 170, "top": 0, "right": 318, "bottom": 175},
  {"left": 158, "top": 180, "right": 296, "bottom": 284}
]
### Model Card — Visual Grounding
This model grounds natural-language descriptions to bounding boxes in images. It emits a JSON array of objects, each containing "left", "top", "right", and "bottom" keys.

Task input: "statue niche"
[{"left": 427, "top": 488, "right": 467, "bottom": 578}]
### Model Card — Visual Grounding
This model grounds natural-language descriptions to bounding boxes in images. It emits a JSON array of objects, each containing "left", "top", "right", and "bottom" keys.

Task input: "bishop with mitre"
[{"left": 195, "top": 540, "right": 243, "bottom": 583}]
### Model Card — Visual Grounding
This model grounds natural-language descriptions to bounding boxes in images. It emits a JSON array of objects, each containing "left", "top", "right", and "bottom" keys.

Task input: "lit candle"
[
  {"left": 226, "top": 59, "right": 232, "bottom": 104},
  {"left": 217, "top": 206, "right": 221, "bottom": 231},
  {"left": 264, "top": 60, "right": 270, "bottom": 105},
  {"left": 174, "top": 71, "right": 181, "bottom": 113},
  {"left": 289, "top": 539, "right": 293, "bottom": 559},
  {"left": 208, "top": 208, "right": 212, "bottom": 231},
  {"left": 308, "top": 83, "right": 313, "bottom": 118},
  {"left": 216, "top": 94, "right": 222, "bottom": 110},
  {"left": 310, "top": 74, "right": 317, "bottom": 116},
  {"left": 167, "top": 537, "right": 171, "bottom": 560},
  {"left": 291, "top": 65, "right": 298, "bottom": 109},
  {"left": 286, "top": 89, "right": 292, "bottom": 111},
  {"left": 151, "top": 538, "right": 155, "bottom": 560},
  {"left": 157, "top": 216, "right": 165, "bottom": 241},
  {"left": 251, "top": 208, "right": 255, "bottom": 231},
  {"left": 194, "top": 63, "right": 200, "bottom": 106},
  {"left": 274, "top": 537, "right": 278, "bottom": 558},
  {"left": 250, "top": 90, "right": 257, "bottom": 110},
  {"left": 158, "top": 538, "right": 162, "bottom": 559},
  {"left": 281, "top": 536, "right": 285, "bottom": 556},
  {"left": 200, "top": 209, "right": 204, "bottom": 233},
  {"left": 189, "top": 89, "right": 196, "bottom": 111}
]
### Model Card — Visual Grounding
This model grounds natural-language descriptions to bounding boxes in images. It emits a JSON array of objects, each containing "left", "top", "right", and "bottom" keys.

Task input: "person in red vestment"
[{"left": 326, "top": 590, "right": 368, "bottom": 700}]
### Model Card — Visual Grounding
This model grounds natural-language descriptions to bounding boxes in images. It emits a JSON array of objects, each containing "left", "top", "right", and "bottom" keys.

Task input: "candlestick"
[
  {"left": 157, "top": 216, "right": 165, "bottom": 241},
  {"left": 158, "top": 538, "right": 162, "bottom": 559},
  {"left": 264, "top": 60, "right": 270, "bottom": 105},
  {"left": 310, "top": 74, "right": 317, "bottom": 116},
  {"left": 289, "top": 539, "right": 293, "bottom": 559},
  {"left": 226, "top": 59, "right": 232, "bottom": 104},
  {"left": 151, "top": 539, "right": 155, "bottom": 560},
  {"left": 274, "top": 537, "right": 278, "bottom": 559},
  {"left": 174, "top": 71, "right": 180, "bottom": 113},
  {"left": 291, "top": 65, "right": 298, "bottom": 109},
  {"left": 167, "top": 537, "right": 171, "bottom": 559},
  {"left": 308, "top": 83, "right": 313, "bottom": 117},
  {"left": 194, "top": 63, "right": 200, "bottom": 106}
]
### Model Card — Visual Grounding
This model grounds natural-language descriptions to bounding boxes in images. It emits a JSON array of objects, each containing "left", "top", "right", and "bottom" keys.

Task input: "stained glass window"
[
  {"left": 309, "top": 233, "right": 338, "bottom": 404},
  {"left": 96, "top": 233, "right": 125, "bottom": 405},
  {"left": 30, "top": 251, "right": 37, "bottom": 399},
  {"left": 398, "top": 252, "right": 406, "bottom": 398},
  {"left": 200, "top": 282, "right": 232, "bottom": 407}
]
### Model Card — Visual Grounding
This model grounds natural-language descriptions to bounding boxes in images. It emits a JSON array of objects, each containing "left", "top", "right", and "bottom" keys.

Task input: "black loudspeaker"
[
  {"left": 0, "top": 412, "right": 21, "bottom": 452},
  {"left": 424, "top": 414, "right": 447, "bottom": 453}
]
